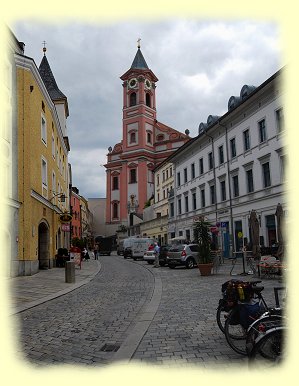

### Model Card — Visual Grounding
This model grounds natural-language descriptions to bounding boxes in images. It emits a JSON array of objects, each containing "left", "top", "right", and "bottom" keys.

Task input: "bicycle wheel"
[
  {"left": 224, "top": 308, "right": 247, "bottom": 355},
  {"left": 216, "top": 300, "right": 232, "bottom": 333},
  {"left": 246, "top": 313, "right": 284, "bottom": 356},
  {"left": 249, "top": 327, "right": 286, "bottom": 368}
]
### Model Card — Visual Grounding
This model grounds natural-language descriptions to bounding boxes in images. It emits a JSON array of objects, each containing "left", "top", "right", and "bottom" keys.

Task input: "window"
[
  {"left": 191, "top": 163, "right": 195, "bottom": 179},
  {"left": 130, "top": 131, "right": 136, "bottom": 143},
  {"left": 258, "top": 119, "right": 267, "bottom": 143},
  {"left": 145, "top": 93, "right": 151, "bottom": 107},
  {"left": 166, "top": 169, "right": 169, "bottom": 179},
  {"left": 52, "top": 133, "right": 55, "bottom": 158},
  {"left": 243, "top": 129, "right": 250, "bottom": 151},
  {"left": 147, "top": 132, "right": 152, "bottom": 144},
  {"left": 199, "top": 158, "right": 204, "bottom": 175},
  {"left": 220, "top": 180, "right": 226, "bottom": 201},
  {"left": 210, "top": 185, "right": 215, "bottom": 205},
  {"left": 230, "top": 138, "right": 236, "bottom": 158},
  {"left": 170, "top": 202, "right": 174, "bottom": 217},
  {"left": 232, "top": 175, "right": 239, "bottom": 197},
  {"left": 162, "top": 172, "right": 165, "bottom": 182},
  {"left": 218, "top": 145, "right": 224, "bottom": 165},
  {"left": 184, "top": 168, "right": 188, "bottom": 183},
  {"left": 52, "top": 172, "right": 56, "bottom": 195},
  {"left": 201, "top": 188, "right": 205, "bottom": 208},
  {"left": 280, "top": 155, "right": 286, "bottom": 181},
  {"left": 177, "top": 172, "right": 181, "bottom": 187},
  {"left": 178, "top": 198, "right": 182, "bottom": 215},
  {"left": 112, "top": 202, "right": 118, "bottom": 219},
  {"left": 41, "top": 158, "right": 47, "bottom": 187},
  {"left": 130, "top": 169, "right": 137, "bottom": 183},
  {"left": 192, "top": 192, "right": 197, "bottom": 210},
  {"left": 246, "top": 169, "right": 254, "bottom": 193},
  {"left": 276, "top": 108, "right": 284, "bottom": 133},
  {"left": 41, "top": 115, "right": 47, "bottom": 144},
  {"left": 129, "top": 92, "right": 136, "bottom": 106},
  {"left": 156, "top": 174, "right": 160, "bottom": 186},
  {"left": 185, "top": 195, "right": 189, "bottom": 213},
  {"left": 112, "top": 176, "right": 119, "bottom": 190},
  {"left": 208, "top": 152, "right": 213, "bottom": 170},
  {"left": 262, "top": 162, "right": 271, "bottom": 188}
]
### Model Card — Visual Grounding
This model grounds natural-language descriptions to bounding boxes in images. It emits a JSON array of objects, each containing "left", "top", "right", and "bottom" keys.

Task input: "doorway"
[{"left": 38, "top": 221, "right": 49, "bottom": 269}]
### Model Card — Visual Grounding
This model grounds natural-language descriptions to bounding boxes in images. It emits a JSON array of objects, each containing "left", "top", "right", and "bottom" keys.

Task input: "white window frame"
[
  {"left": 41, "top": 156, "right": 48, "bottom": 192},
  {"left": 41, "top": 114, "right": 47, "bottom": 145}
]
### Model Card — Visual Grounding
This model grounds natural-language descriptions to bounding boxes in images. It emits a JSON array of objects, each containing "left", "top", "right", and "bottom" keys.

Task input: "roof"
[
  {"left": 39, "top": 55, "right": 68, "bottom": 102},
  {"left": 131, "top": 48, "right": 149, "bottom": 69}
]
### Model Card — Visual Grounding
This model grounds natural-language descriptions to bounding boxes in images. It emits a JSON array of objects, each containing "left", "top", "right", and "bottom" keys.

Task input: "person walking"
[
  {"left": 94, "top": 244, "right": 99, "bottom": 260},
  {"left": 154, "top": 242, "right": 160, "bottom": 268}
]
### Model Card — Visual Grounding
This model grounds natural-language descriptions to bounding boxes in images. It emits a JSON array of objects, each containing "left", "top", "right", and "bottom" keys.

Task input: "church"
[{"left": 104, "top": 42, "right": 190, "bottom": 233}]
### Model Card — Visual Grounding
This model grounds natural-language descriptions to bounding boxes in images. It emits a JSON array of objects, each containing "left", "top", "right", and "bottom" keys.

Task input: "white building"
[{"left": 168, "top": 68, "right": 286, "bottom": 257}]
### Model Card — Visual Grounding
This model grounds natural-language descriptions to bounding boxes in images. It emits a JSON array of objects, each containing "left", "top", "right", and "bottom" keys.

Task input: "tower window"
[
  {"left": 112, "top": 176, "right": 119, "bottom": 190},
  {"left": 130, "top": 132, "right": 136, "bottom": 143},
  {"left": 146, "top": 93, "right": 151, "bottom": 107},
  {"left": 130, "top": 92, "right": 137, "bottom": 106},
  {"left": 147, "top": 132, "right": 152, "bottom": 144}
]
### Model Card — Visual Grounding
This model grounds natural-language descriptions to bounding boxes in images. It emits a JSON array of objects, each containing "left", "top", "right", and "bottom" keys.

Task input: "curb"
[{"left": 10, "top": 261, "right": 102, "bottom": 316}]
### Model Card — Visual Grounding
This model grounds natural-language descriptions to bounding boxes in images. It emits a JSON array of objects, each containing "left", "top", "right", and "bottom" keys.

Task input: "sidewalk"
[{"left": 8, "top": 259, "right": 101, "bottom": 315}]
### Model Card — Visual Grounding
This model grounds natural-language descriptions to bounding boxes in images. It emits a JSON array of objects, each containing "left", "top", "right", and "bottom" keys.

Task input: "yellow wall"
[{"left": 17, "top": 63, "right": 69, "bottom": 266}]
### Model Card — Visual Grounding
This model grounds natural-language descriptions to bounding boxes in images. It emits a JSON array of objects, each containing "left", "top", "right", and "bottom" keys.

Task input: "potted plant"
[{"left": 193, "top": 219, "right": 213, "bottom": 276}]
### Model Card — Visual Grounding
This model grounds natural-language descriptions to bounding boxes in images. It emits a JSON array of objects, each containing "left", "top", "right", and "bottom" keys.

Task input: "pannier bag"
[{"left": 221, "top": 280, "right": 255, "bottom": 303}]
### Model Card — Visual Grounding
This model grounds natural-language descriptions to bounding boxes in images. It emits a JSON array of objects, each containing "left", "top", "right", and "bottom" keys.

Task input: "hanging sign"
[
  {"left": 59, "top": 212, "right": 72, "bottom": 223},
  {"left": 61, "top": 223, "right": 70, "bottom": 232}
]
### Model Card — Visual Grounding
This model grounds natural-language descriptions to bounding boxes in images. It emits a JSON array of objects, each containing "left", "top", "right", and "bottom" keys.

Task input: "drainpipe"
[
  {"left": 203, "top": 130, "right": 218, "bottom": 242},
  {"left": 218, "top": 120, "right": 235, "bottom": 255}
]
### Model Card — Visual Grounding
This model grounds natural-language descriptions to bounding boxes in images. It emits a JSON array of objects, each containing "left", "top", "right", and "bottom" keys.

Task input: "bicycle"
[
  {"left": 248, "top": 325, "right": 287, "bottom": 368},
  {"left": 223, "top": 282, "right": 284, "bottom": 356}
]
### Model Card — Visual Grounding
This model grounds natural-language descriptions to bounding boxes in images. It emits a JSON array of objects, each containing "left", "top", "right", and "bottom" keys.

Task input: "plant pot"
[{"left": 198, "top": 263, "right": 213, "bottom": 276}]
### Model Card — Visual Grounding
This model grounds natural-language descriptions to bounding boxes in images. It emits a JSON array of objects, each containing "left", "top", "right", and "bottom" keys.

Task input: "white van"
[{"left": 123, "top": 237, "right": 155, "bottom": 260}]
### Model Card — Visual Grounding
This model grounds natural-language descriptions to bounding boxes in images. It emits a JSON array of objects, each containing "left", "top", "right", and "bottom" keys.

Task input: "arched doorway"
[{"left": 38, "top": 221, "right": 50, "bottom": 269}]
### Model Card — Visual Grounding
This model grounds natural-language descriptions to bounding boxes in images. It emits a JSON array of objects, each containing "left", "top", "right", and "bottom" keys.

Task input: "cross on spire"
[
  {"left": 42, "top": 41, "right": 47, "bottom": 55},
  {"left": 137, "top": 38, "right": 141, "bottom": 49}
]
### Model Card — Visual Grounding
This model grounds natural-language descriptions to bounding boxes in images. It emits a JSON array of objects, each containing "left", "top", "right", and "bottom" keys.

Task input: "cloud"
[{"left": 12, "top": 19, "right": 282, "bottom": 197}]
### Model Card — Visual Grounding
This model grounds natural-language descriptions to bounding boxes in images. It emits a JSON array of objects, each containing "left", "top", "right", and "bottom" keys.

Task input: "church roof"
[
  {"left": 130, "top": 48, "right": 149, "bottom": 69},
  {"left": 39, "top": 55, "right": 67, "bottom": 102}
]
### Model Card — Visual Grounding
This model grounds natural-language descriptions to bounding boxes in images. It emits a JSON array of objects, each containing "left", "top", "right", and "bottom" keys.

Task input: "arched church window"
[
  {"left": 147, "top": 132, "right": 152, "bottom": 144},
  {"left": 145, "top": 93, "right": 151, "bottom": 107},
  {"left": 130, "top": 92, "right": 137, "bottom": 106},
  {"left": 112, "top": 202, "right": 118, "bottom": 219},
  {"left": 130, "top": 132, "right": 136, "bottom": 143},
  {"left": 112, "top": 176, "right": 119, "bottom": 190}
]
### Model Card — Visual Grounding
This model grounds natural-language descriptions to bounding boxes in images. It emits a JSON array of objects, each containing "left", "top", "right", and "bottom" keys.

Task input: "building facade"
[
  {"left": 13, "top": 41, "right": 70, "bottom": 275},
  {"left": 70, "top": 187, "right": 81, "bottom": 240},
  {"left": 104, "top": 45, "right": 189, "bottom": 235},
  {"left": 168, "top": 69, "right": 286, "bottom": 257}
]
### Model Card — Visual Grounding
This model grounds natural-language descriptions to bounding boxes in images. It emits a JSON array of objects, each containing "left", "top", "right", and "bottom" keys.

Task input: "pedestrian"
[
  {"left": 94, "top": 244, "right": 99, "bottom": 260},
  {"left": 154, "top": 242, "right": 160, "bottom": 268},
  {"left": 82, "top": 247, "right": 90, "bottom": 261}
]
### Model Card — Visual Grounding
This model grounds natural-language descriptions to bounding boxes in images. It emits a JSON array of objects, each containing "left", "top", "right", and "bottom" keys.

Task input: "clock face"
[
  {"left": 128, "top": 78, "right": 138, "bottom": 89},
  {"left": 145, "top": 79, "right": 151, "bottom": 90}
]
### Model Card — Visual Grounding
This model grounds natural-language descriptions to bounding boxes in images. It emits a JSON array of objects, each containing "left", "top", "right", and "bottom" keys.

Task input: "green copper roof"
[{"left": 131, "top": 48, "right": 149, "bottom": 69}]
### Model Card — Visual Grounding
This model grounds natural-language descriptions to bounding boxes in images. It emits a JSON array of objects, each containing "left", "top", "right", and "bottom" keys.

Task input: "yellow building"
[
  {"left": 140, "top": 161, "right": 174, "bottom": 245},
  {"left": 15, "top": 43, "right": 70, "bottom": 275}
]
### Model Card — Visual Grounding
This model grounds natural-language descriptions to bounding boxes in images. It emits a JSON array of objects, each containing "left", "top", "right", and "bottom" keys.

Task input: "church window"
[
  {"left": 147, "top": 132, "right": 152, "bottom": 144},
  {"left": 130, "top": 92, "right": 137, "bottom": 106},
  {"left": 112, "top": 176, "right": 119, "bottom": 190},
  {"left": 130, "top": 169, "right": 137, "bottom": 183},
  {"left": 112, "top": 202, "right": 118, "bottom": 219},
  {"left": 146, "top": 93, "right": 151, "bottom": 107},
  {"left": 130, "top": 131, "right": 136, "bottom": 143}
]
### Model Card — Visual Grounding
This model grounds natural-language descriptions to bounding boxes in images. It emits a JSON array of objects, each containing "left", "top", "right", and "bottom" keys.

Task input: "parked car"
[
  {"left": 143, "top": 245, "right": 171, "bottom": 266},
  {"left": 166, "top": 243, "right": 199, "bottom": 269}
]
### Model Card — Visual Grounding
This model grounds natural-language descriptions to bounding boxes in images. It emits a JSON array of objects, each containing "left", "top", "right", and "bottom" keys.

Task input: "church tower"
[{"left": 105, "top": 42, "right": 189, "bottom": 233}]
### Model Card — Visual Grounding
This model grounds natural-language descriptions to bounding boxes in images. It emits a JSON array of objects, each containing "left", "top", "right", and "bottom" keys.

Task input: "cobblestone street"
[{"left": 12, "top": 253, "right": 283, "bottom": 369}]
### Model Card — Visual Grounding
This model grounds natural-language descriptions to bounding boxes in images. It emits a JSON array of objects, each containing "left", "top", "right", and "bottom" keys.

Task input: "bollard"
[{"left": 65, "top": 261, "right": 75, "bottom": 283}]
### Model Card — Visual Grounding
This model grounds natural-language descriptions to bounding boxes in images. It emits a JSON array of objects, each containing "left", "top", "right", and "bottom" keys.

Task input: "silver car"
[{"left": 166, "top": 244, "right": 199, "bottom": 269}]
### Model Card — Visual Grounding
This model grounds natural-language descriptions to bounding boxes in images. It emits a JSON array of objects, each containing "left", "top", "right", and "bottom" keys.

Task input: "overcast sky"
[{"left": 11, "top": 19, "right": 282, "bottom": 199}]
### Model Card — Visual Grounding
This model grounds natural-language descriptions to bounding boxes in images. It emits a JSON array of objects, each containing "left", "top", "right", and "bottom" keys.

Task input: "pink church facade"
[{"left": 104, "top": 46, "right": 190, "bottom": 231}]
